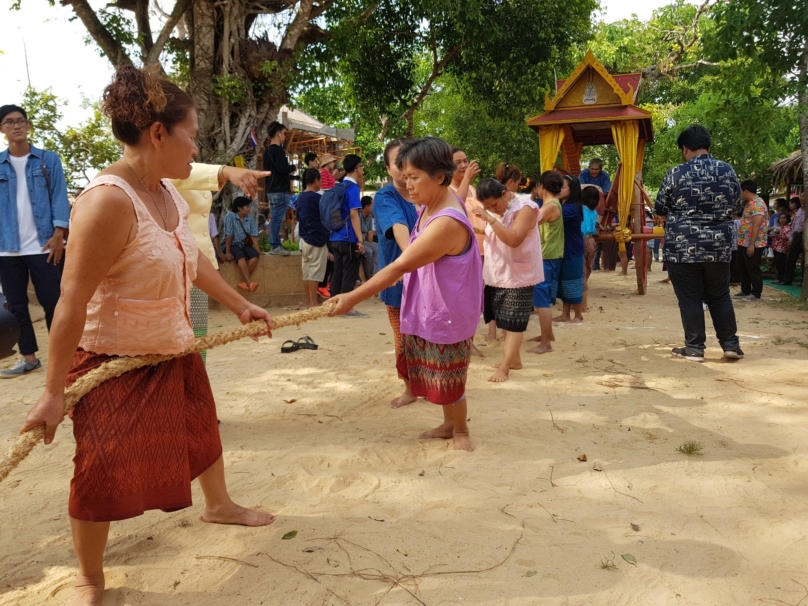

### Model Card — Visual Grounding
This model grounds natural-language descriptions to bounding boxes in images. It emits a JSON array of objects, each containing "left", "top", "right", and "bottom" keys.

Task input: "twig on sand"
[
  {"left": 758, "top": 577, "right": 808, "bottom": 606},
  {"left": 548, "top": 408, "right": 567, "bottom": 434},
  {"left": 713, "top": 377, "right": 783, "bottom": 396},
  {"left": 263, "top": 514, "right": 527, "bottom": 605},
  {"left": 603, "top": 470, "right": 643, "bottom": 503},
  {"left": 195, "top": 555, "right": 259, "bottom": 568}
]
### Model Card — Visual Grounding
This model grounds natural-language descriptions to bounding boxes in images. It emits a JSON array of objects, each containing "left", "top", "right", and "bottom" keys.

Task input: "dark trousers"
[
  {"left": 319, "top": 255, "right": 334, "bottom": 288},
  {"left": 667, "top": 262, "right": 739, "bottom": 353},
  {"left": 784, "top": 232, "right": 803, "bottom": 285},
  {"left": 330, "top": 241, "right": 361, "bottom": 297},
  {"left": 593, "top": 243, "right": 602, "bottom": 270},
  {"left": 774, "top": 250, "right": 787, "bottom": 282},
  {"left": 729, "top": 249, "right": 740, "bottom": 284},
  {"left": 0, "top": 254, "right": 63, "bottom": 356},
  {"left": 737, "top": 246, "right": 764, "bottom": 297}
]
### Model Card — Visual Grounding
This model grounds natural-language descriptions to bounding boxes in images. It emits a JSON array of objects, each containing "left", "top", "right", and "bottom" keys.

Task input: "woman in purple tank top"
[{"left": 330, "top": 138, "right": 483, "bottom": 451}]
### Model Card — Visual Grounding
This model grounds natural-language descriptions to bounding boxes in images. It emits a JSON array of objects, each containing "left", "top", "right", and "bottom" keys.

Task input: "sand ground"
[{"left": 2, "top": 269, "right": 808, "bottom": 606}]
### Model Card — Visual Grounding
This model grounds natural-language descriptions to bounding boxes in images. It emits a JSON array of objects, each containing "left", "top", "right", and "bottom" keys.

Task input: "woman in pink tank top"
[
  {"left": 330, "top": 137, "right": 483, "bottom": 451},
  {"left": 473, "top": 178, "right": 543, "bottom": 384},
  {"left": 19, "top": 67, "right": 275, "bottom": 604}
]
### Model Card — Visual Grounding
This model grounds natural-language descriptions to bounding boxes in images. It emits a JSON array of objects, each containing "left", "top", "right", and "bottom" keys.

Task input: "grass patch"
[
  {"left": 772, "top": 336, "right": 808, "bottom": 349},
  {"left": 676, "top": 441, "right": 704, "bottom": 456},
  {"left": 598, "top": 556, "right": 618, "bottom": 571},
  {"left": 763, "top": 296, "right": 808, "bottom": 312}
]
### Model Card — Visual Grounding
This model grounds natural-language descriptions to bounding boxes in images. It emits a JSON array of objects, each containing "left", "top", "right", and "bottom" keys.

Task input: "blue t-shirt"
[
  {"left": 329, "top": 180, "right": 362, "bottom": 243},
  {"left": 296, "top": 190, "right": 329, "bottom": 247},
  {"left": 373, "top": 184, "right": 418, "bottom": 308},
  {"left": 581, "top": 206, "right": 598, "bottom": 237},
  {"left": 562, "top": 203, "right": 584, "bottom": 258},
  {"left": 578, "top": 169, "right": 611, "bottom": 193}
]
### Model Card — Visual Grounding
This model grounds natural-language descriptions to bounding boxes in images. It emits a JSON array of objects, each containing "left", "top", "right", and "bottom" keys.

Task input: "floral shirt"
[
  {"left": 773, "top": 223, "right": 792, "bottom": 255},
  {"left": 738, "top": 196, "right": 768, "bottom": 248},
  {"left": 654, "top": 154, "right": 740, "bottom": 264}
]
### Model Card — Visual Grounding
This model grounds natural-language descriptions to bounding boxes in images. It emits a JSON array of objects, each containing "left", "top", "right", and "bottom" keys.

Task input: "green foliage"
[
  {"left": 213, "top": 74, "right": 251, "bottom": 105},
  {"left": 712, "top": 0, "right": 808, "bottom": 79},
  {"left": 415, "top": 77, "right": 541, "bottom": 181},
  {"left": 22, "top": 88, "right": 120, "bottom": 190},
  {"left": 580, "top": 2, "right": 799, "bottom": 190},
  {"left": 258, "top": 233, "right": 271, "bottom": 253}
]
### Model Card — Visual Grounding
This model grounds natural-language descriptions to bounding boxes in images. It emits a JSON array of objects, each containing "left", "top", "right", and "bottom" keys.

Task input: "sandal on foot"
[
  {"left": 296, "top": 336, "right": 318, "bottom": 350},
  {"left": 249, "top": 282, "right": 259, "bottom": 292},
  {"left": 237, "top": 282, "right": 250, "bottom": 291},
  {"left": 281, "top": 340, "right": 300, "bottom": 353}
]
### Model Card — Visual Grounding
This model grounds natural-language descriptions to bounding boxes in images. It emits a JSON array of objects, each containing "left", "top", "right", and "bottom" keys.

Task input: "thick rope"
[{"left": 0, "top": 304, "right": 334, "bottom": 484}]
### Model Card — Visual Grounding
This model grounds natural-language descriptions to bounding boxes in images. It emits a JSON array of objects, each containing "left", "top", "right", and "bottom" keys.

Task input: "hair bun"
[{"left": 103, "top": 66, "right": 168, "bottom": 131}]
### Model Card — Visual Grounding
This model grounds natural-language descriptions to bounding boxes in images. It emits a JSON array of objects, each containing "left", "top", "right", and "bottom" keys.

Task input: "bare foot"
[
  {"left": 470, "top": 342, "right": 485, "bottom": 357},
  {"left": 453, "top": 431, "right": 475, "bottom": 452},
  {"left": 484, "top": 335, "right": 499, "bottom": 344},
  {"left": 202, "top": 503, "right": 276, "bottom": 526},
  {"left": 527, "top": 343, "right": 552, "bottom": 354},
  {"left": 552, "top": 315, "right": 570, "bottom": 323},
  {"left": 66, "top": 573, "right": 105, "bottom": 606},
  {"left": 490, "top": 361, "right": 522, "bottom": 370},
  {"left": 570, "top": 317, "right": 584, "bottom": 324},
  {"left": 390, "top": 391, "right": 417, "bottom": 408},
  {"left": 419, "top": 422, "right": 454, "bottom": 440},
  {"left": 488, "top": 368, "right": 510, "bottom": 383},
  {"left": 527, "top": 334, "right": 554, "bottom": 342}
]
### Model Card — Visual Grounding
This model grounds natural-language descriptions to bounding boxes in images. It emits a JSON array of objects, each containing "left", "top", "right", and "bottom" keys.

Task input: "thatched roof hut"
[{"left": 767, "top": 151, "right": 803, "bottom": 196}]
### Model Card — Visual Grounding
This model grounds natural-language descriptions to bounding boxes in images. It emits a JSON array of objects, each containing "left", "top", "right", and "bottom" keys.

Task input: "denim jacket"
[{"left": 0, "top": 145, "right": 70, "bottom": 252}]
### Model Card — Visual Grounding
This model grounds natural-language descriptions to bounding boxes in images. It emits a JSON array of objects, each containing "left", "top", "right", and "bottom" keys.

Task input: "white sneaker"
[{"left": 269, "top": 246, "right": 290, "bottom": 256}]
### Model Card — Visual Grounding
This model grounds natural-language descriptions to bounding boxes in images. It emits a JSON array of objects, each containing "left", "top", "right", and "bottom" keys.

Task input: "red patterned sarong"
[
  {"left": 396, "top": 335, "right": 471, "bottom": 405},
  {"left": 386, "top": 305, "right": 405, "bottom": 379},
  {"left": 67, "top": 349, "right": 222, "bottom": 522}
]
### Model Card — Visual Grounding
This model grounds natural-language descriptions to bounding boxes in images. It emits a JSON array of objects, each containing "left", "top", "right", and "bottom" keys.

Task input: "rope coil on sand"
[{"left": 0, "top": 303, "right": 335, "bottom": 484}]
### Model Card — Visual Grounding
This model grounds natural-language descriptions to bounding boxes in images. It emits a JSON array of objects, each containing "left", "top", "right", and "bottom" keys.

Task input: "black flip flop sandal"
[
  {"left": 296, "top": 336, "right": 318, "bottom": 350},
  {"left": 281, "top": 340, "right": 301, "bottom": 353}
]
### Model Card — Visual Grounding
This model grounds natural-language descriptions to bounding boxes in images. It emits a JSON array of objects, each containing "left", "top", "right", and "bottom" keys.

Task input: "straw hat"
[{"left": 320, "top": 153, "right": 338, "bottom": 167}]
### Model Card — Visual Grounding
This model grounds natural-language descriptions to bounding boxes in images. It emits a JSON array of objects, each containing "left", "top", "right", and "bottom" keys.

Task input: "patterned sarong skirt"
[
  {"left": 483, "top": 285, "right": 533, "bottom": 332},
  {"left": 396, "top": 336, "right": 471, "bottom": 405},
  {"left": 67, "top": 349, "right": 222, "bottom": 522}
]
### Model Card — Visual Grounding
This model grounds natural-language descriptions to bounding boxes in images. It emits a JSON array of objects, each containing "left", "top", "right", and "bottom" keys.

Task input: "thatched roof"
[{"left": 767, "top": 151, "right": 803, "bottom": 187}]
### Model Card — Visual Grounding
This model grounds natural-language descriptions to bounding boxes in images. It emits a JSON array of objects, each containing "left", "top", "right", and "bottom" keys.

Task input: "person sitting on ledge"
[{"left": 221, "top": 196, "right": 260, "bottom": 292}]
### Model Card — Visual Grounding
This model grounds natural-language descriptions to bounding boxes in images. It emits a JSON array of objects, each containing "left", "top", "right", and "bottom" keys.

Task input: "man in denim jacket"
[{"left": 0, "top": 104, "right": 69, "bottom": 377}]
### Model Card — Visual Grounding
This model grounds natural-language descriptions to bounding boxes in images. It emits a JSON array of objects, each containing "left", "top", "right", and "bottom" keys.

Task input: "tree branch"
[
  {"left": 61, "top": 0, "right": 134, "bottom": 68},
  {"left": 399, "top": 42, "right": 461, "bottom": 136},
  {"left": 279, "top": 0, "right": 315, "bottom": 52},
  {"left": 145, "top": 0, "right": 193, "bottom": 65},
  {"left": 134, "top": 0, "right": 154, "bottom": 56}
]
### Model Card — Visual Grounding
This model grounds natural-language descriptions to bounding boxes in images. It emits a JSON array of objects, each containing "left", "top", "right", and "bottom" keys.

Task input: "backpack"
[{"left": 319, "top": 181, "right": 351, "bottom": 232}]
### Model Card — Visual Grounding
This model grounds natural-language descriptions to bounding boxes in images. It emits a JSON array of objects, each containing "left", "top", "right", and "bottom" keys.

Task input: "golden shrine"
[{"left": 526, "top": 51, "right": 657, "bottom": 294}]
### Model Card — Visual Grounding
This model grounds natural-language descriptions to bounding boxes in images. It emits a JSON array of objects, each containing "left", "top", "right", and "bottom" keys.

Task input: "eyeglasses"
[{"left": 1, "top": 119, "right": 27, "bottom": 128}]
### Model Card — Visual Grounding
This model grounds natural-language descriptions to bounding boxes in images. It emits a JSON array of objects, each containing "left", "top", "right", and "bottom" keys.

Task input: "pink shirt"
[
  {"left": 76, "top": 175, "right": 198, "bottom": 357},
  {"left": 320, "top": 168, "right": 336, "bottom": 190},
  {"left": 483, "top": 194, "right": 544, "bottom": 288},
  {"left": 400, "top": 205, "right": 483, "bottom": 344},
  {"left": 450, "top": 183, "right": 486, "bottom": 254}
]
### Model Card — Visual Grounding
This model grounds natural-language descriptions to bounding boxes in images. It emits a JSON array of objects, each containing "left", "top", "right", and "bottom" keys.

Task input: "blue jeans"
[
  {"left": 267, "top": 192, "right": 290, "bottom": 249},
  {"left": 667, "top": 261, "right": 739, "bottom": 353},
  {"left": 0, "top": 253, "right": 63, "bottom": 355}
]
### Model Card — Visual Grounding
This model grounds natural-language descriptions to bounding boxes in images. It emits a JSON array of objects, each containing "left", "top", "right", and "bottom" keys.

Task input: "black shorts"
[
  {"left": 482, "top": 285, "right": 534, "bottom": 332},
  {"left": 231, "top": 243, "right": 260, "bottom": 262}
]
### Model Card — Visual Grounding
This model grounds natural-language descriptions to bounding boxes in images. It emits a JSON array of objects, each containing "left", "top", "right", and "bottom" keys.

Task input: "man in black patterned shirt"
[{"left": 654, "top": 125, "right": 743, "bottom": 362}]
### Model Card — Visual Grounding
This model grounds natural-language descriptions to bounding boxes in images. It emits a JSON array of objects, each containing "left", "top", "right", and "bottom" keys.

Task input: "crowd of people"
[{"left": 0, "top": 64, "right": 801, "bottom": 606}]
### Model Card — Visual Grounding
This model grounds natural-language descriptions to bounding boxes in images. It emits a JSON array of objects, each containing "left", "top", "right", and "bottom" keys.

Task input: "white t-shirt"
[{"left": 0, "top": 154, "right": 44, "bottom": 257}]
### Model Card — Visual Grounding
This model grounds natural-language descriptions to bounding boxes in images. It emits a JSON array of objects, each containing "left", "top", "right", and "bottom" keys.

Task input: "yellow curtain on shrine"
[
  {"left": 636, "top": 138, "right": 646, "bottom": 172},
  {"left": 610, "top": 120, "right": 640, "bottom": 251},
  {"left": 539, "top": 125, "right": 565, "bottom": 172}
]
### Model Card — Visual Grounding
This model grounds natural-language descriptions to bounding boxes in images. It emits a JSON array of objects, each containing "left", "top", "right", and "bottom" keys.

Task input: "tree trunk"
[{"left": 797, "top": 37, "right": 808, "bottom": 300}]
